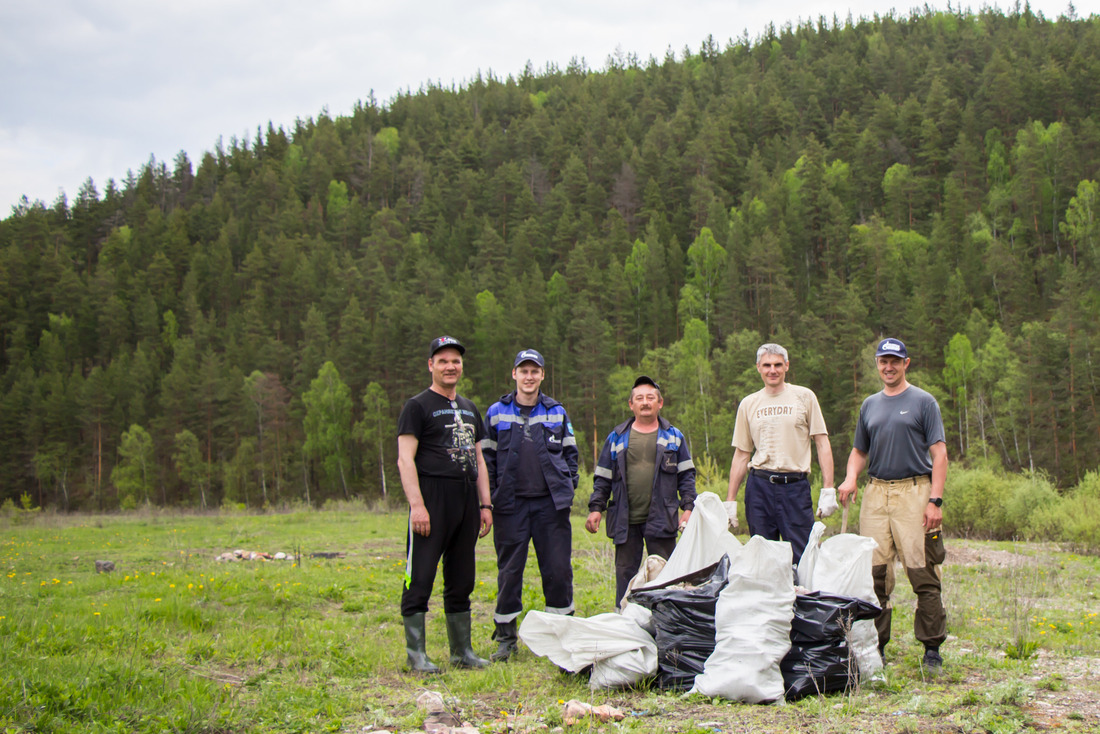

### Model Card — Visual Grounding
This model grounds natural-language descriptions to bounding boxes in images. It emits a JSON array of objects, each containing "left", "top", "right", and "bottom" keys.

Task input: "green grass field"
[{"left": 2, "top": 498, "right": 1098, "bottom": 733}]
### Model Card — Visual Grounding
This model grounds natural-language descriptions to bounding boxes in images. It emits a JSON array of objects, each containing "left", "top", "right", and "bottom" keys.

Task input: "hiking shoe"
[{"left": 922, "top": 647, "right": 943, "bottom": 675}]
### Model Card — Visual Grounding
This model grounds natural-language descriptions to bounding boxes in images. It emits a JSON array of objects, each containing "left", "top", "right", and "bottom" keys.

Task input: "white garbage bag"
[
  {"left": 797, "top": 521, "right": 882, "bottom": 679},
  {"left": 811, "top": 532, "right": 882, "bottom": 679},
  {"left": 796, "top": 521, "right": 827, "bottom": 588},
  {"left": 689, "top": 537, "right": 795, "bottom": 703},
  {"left": 518, "top": 610, "right": 658, "bottom": 690},
  {"left": 640, "top": 492, "right": 742, "bottom": 589}
]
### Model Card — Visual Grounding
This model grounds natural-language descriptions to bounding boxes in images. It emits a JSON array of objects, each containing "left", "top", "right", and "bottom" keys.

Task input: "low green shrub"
[{"left": 948, "top": 467, "right": 1012, "bottom": 538}]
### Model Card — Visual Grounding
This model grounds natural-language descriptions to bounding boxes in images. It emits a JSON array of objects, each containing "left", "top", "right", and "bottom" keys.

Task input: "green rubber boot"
[
  {"left": 446, "top": 611, "right": 489, "bottom": 668},
  {"left": 403, "top": 613, "right": 440, "bottom": 674}
]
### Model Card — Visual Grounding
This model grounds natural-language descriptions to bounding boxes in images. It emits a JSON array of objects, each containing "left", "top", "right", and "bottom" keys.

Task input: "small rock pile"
[{"left": 214, "top": 549, "right": 291, "bottom": 562}]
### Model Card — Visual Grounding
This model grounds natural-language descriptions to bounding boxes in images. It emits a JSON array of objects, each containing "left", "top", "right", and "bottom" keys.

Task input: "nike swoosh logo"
[{"left": 900, "top": 410, "right": 910, "bottom": 415}]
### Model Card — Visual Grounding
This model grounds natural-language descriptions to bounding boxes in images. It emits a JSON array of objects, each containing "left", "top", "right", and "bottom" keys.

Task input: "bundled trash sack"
[
  {"left": 797, "top": 523, "right": 883, "bottom": 680},
  {"left": 518, "top": 611, "right": 658, "bottom": 690},
  {"left": 690, "top": 537, "right": 795, "bottom": 703},
  {"left": 628, "top": 555, "right": 730, "bottom": 690},
  {"left": 621, "top": 492, "right": 742, "bottom": 635},
  {"left": 781, "top": 591, "right": 881, "bottom": 700}
]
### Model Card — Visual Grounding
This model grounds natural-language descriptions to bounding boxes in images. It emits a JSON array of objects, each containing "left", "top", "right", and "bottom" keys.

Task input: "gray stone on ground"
[
  {"left": 415, "top": 690, "right": 445, "bottom": 713},
  {"left": 94, "top": 560, "right": 115, "bottom": 573}
]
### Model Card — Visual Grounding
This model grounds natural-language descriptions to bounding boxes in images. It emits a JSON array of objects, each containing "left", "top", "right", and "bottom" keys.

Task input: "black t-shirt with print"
[{"left": 397, "top": 389, "right": 485, "bottom": 480}]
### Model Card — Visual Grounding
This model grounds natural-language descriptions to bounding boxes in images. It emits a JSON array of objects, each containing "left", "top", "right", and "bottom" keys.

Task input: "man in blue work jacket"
[
  {"left": 482, "top": 349, "right": 579, "bottom": 661},
  {"left": 585, "top": 376, "right": 696, "bottom": 608}
]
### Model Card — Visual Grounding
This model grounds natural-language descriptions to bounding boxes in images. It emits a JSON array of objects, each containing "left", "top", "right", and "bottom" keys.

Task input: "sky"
[{"left": 0, "top": 0, "right": 1081, "bottom": 215}]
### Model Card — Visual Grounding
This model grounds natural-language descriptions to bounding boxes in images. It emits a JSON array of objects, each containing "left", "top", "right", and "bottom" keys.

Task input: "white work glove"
[
  {"left": 816, "top": 487, "right": 839, "bottom": 518},
  {"left": 723, "top": 501, "right": 739, "bottom": 530}
]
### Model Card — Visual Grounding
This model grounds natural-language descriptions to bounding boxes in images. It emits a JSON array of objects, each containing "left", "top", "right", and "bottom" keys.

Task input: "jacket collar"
[
  {"left": 612, "top": 415, "right": 670, "bottom": 436},
  {"left": 499, "top": 390, "right": 559, "bottom": 409}
]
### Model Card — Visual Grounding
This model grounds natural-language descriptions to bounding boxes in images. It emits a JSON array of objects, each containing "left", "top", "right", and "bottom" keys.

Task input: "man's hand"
[
  {"left": 723, "top": 501, "right": 739, "bottom": 530},
  {"left": 816, "top": 487, "right": 839, "bottom": 518},
  {"left": 479, "top": 507, "right": 493, "bottom": 538},
  {"left": 410, "top": 505, "right": 431, "bottom": 537},
  {"left": 584, "top": 511, "right": 602, "bottom": 534},
  {"left": 923, "top": 501, "right": 942, "bottom": 529},
  {"left": 837, "top": 478, "right": 858, "bottom": 507},
  {"left": 678, "top": 509, "right": 693, "bottom": 532}
]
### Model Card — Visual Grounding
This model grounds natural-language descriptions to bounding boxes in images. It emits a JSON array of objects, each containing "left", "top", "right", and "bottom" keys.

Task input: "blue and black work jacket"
[
  {"left": 481, "top": 392, "right": 579, "bottom": 514},
  {"left": 588, "top": 416, "right": 696, "bottom": 544}
]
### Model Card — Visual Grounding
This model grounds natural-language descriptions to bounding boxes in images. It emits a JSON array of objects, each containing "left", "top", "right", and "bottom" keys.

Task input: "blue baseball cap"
[
  {"left": 513, "top": 348, "right": 545, "bottom": 368},
  {"left": 875, "top": 338, "right": 908, "bottom": 359}
]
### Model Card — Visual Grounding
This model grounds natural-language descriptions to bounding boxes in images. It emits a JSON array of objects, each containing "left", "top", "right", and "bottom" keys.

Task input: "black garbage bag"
[
  {"left": 781, "top": 591, "right": 881, "bottom": 700},
  {"left": 628, "top": 555, "right": 730, "bottom": 690}
]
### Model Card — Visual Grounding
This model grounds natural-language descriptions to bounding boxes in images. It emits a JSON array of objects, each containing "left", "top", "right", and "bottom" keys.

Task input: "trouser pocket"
[{"left": 925, "top": 529, "right": 946, "bottom": 566}]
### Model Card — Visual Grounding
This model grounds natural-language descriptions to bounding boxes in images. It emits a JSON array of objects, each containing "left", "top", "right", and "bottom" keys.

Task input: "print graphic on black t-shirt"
[{"left": 446, "top": 400, "right": 478, "bottom": 473}]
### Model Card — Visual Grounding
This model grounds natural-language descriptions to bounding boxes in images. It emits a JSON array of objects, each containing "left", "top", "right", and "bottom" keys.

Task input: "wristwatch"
[
  {"left": 928, "top": 497, "right": 943, "bottom": 507},
  {"left": 480, "top": 504, "right": 494, "bottom": 511}
]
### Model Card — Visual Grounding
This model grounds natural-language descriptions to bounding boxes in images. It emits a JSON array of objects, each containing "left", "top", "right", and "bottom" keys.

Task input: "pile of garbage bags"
[{"left": 519, "top": 492, "right": 882, "bottom": 702}]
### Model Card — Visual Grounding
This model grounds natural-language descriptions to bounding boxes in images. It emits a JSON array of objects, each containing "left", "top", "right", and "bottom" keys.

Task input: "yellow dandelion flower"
[{"left": 154, "top": 598, "right": 162, "bottom": 602}]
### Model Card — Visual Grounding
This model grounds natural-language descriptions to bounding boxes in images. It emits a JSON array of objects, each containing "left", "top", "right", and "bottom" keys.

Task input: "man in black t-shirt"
[{"left": 397, "top": 336, "right": 494, "bottom": 673}]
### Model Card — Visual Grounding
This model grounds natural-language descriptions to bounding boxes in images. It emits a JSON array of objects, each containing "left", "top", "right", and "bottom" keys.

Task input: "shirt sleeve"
[
  {"left": 853, "top": 399, "right": 871, "bottom": 453},
  {"left": 806, "top": 389, "right": 828, "bottom": 436},
  {"left": 396, "top": 398, "right": 422, "bottom": 438},
  {"left": 731, "top": 399, "right": 753, "bottom": 452},
  {"left": 922, "top": 393, "right": 947, "bottom": 448}
]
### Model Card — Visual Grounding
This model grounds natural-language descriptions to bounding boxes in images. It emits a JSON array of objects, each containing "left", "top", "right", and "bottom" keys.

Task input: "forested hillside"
[{"left": 2, "top": 6, "right": 1099, "bottom": 510}]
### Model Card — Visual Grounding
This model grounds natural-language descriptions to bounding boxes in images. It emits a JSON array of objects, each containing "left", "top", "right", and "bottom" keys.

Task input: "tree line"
[{"left": 1, "top": 6, "right": 1099, "bottom": 510}]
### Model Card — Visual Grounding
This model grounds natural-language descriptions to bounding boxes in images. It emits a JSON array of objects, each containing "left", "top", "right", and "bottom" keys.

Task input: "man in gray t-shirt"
[{"left": 839, "top": 338, "right": 949, "bottom": 674}]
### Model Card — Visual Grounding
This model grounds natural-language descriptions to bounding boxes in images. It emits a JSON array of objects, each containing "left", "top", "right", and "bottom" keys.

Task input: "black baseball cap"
[
  {"left": 429, "top": 336, "right": 465, "bottom": 358},
  {"left": 632, "top": 375, "right": 661, "bottom": 391}
]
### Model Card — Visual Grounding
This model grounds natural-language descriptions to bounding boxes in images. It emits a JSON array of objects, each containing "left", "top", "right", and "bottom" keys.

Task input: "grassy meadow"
[{"left": 2, "top": 496, "right": 1098, "bottom": 734}]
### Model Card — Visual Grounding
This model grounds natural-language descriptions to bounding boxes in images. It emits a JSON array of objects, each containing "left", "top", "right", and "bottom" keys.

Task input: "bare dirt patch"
[{"left": 946, "top": 543, "right": 1043, "bottom": 568}]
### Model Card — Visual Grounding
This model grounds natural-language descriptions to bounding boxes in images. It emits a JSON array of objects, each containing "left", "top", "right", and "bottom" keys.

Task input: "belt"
[
  {"left": 869, "top": 474, "right": 931, "bottom": 486},
  {"left": 749, "top": 468, "right": 807, "bottom": 485}
]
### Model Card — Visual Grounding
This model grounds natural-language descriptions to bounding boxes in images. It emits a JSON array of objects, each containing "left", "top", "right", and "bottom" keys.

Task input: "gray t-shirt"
[{"left": 853, "top": 385, "right": 946, "bottom": 480}]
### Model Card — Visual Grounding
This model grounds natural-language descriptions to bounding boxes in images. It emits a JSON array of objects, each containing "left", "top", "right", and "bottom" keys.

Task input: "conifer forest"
[{"left": 2, "top": 7, "right": 1100, "bottom": 512}]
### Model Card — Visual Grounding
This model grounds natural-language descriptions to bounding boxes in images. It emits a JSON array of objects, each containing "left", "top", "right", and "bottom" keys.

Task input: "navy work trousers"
[
  {"left": 493, "top": 494, "right": 574, "bottom": 623},
  {"left": 744, "top": 472, "right": 814, "bottom": 562},
  {"left": 400, "top": 475, "right": 480, "bottom": 616}
]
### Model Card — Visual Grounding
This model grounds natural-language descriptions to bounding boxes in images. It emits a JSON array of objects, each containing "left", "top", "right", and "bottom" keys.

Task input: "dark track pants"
[
  {"left": 744, "top": 472, "right": 814, "bottom": 563},
  {"left": 614, "top": 524, "right": 676, "bottom": 608},
  {"left": 400, "top": 475, "right": 480, "bottom": 616},
  {"left": 492, "top": 494, "right": 574, "bottom": 623}
]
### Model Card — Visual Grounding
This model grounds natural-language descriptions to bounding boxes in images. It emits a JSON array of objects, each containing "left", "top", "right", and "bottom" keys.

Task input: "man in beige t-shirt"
[{"left": 726, "top": 343, "right": 836, "bottom": 562}]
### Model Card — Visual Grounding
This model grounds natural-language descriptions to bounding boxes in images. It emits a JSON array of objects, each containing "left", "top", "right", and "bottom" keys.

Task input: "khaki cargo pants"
[{"left": 860, "top": 475, "right": 947, "bottom": 651}]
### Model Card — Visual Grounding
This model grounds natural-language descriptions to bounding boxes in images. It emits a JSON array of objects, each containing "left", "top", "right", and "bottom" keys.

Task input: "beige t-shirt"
[{"left": 731, "top": 384, "right": 827, "bottom": 473}]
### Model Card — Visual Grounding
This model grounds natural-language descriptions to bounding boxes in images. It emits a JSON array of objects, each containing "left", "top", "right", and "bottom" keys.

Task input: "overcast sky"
[{"left": 0, "top": 0, "right": 1079, "bottom": 215}]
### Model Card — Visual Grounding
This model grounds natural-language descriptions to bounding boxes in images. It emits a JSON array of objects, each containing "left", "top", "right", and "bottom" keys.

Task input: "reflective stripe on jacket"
[
  {"left": 588, "top": 416, "right": 696, "bottom": 544},
  {"left": 481, "top": 392, "right": 579, "bottom": 513}
]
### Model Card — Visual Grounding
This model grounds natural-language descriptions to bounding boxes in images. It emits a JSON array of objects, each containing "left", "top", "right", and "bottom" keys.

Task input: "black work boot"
[
  {"left": 403, "top": 613, "right": 440, "bottom": 674},
  {"left": 446, "top": 611, "right": 489, "bottom": 668},
  {"left": 922, "top": 646, "right": 943, "bottom": 676},
  {"left": 490, "top": 620, "right": 518, "bottom": 662}
]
